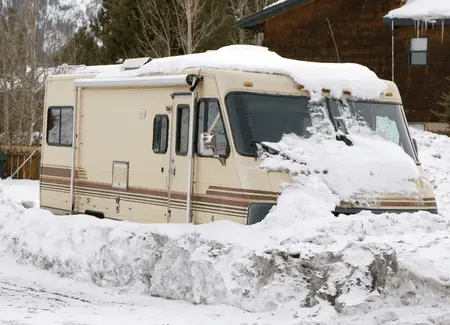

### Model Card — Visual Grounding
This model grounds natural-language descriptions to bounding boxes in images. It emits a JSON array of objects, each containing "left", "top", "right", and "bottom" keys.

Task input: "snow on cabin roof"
[
  {"left": 385, "top": 0, "right": 450, "bottom": 21},
  {"left": 94, "top": 45, "right": 387, "bottom": 100}
]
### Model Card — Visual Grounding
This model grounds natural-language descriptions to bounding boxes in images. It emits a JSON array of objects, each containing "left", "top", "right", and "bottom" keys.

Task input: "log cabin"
[{"left": 237, "top": 0, "right": 450, "bottom": 132}]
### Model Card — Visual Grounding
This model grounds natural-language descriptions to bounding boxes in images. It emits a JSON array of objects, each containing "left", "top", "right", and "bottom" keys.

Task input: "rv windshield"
[
  {"left": 330, "top": 100, "right": 418, "bottom": 162},
  {"left": 225, "top": 92, "right": 312, "bottom": 156}
]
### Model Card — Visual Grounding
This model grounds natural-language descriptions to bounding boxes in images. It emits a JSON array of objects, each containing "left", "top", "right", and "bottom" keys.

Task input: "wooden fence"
[{"left": 0, "top": 145, "right": 41, "bottom": 180}]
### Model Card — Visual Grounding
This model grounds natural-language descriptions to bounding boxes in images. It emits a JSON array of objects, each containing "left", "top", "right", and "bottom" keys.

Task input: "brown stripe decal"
[
  {"left": 41, "top": 176, "right": 276, "bottom": 208},
  {"left": 380, "top": 201, "right": 436, "bottom": 208},
  {"left": 206, "top": 190, "right": 278, "bottom": 201},
  {"left": 207, "top": 185, "right": 280, "bottom": 196},
  {"left": 41, "top": 166, "right": 78, "bottom": 178},
  {"left": 41, "top": 182, "right": 249, "bottom": 213},
  {"left": 40, "top": 177, "right": 265, "bottom": 210},
  {"left": 41, "top": 182, "right": 247, "bottom": 217}
]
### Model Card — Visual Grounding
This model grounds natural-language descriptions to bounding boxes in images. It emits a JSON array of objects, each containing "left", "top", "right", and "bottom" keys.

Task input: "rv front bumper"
[{"left": 333, "top": 207, "right": 439, "bottom": 216}]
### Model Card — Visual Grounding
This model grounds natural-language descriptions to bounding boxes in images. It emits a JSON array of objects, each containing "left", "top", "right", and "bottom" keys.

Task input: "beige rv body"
[{"left": 40, "top": 67, "right": 438, "bottom": 225}]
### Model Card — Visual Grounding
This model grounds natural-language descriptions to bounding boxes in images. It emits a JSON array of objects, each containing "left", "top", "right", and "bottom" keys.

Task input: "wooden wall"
[{"left": 263, "top": 0, "right": 450, "bottom": 122}]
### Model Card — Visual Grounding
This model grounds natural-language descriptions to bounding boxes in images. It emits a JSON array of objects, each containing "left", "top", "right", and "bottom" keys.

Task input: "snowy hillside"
[
  {"left": 0, "top": 0, "right": 101, "bottom": 52},
  {"left": 0, "top": 129, "right": 449, "bottom": 324}
]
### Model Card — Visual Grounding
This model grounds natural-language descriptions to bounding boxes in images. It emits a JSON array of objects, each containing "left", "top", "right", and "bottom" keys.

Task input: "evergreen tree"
[
  {"left": 55, "top": 27, "right": 102, "bottom": 66},
  {"left": 91, "top": 0, "right": 147, "bottom": 63}
]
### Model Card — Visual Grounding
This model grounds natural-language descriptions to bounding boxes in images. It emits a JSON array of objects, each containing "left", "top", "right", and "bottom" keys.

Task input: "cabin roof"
[
  {"left": 236, "top": 0, "right": 313, "bottom": 31},
  {"left": 383, "top": 0, "right": 450, "bottom": 27}
]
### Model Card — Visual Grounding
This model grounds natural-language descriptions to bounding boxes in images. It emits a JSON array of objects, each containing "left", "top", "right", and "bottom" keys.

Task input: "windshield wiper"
[
  {"left": 251, "top": 140, "right": 280, "bottom": 156},
  {"left": 325, "top": 98, "right": 353, "bottom": 146},
  {"left": 251, "top": 140, "right": 307, "bottom": 166}
]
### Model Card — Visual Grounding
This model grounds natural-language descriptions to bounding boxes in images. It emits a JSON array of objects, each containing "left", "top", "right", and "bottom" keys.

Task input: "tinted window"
[
  {"left": 176, "top": 105, "right": 190, "bottom": 155},
  {"left": 47, "top": 107, "right": 73, "bottom": 146},
  {"left": 225, "top": 92, "right": 311, "bottom": 156},
  {"left": 153, "top": 115, "right": 169, "bottom": 154},
  {"left": 196, "top": 100, "right": 228, "bottom": 157}
]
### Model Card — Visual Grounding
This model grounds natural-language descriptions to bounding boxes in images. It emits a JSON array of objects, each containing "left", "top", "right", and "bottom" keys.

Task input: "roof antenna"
[{"left": 326, "top": 16, "right": 341, "bottom": 63}]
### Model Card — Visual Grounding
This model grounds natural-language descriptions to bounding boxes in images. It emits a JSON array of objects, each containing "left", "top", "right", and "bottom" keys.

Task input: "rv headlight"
[{"left": 246, "top": 203, "right": 275, "bottom": 225}]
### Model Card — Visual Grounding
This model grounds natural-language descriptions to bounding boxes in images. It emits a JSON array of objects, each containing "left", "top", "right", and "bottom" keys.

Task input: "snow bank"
[
  {"left": 0, "top": 201, "right": 398, "bottom": 314},
  {"left": 260, "top": 133, "right": 420, "bottom": 204},
  {"left": 95, "top": 45, "right": 387, "bottom": 100},
  {"left": 0, "top": 130, "right": 449, "bottom": 319},
  {"left": 385, "top": 0, "right": 450, "bottom": 21},
  {"left": 410, "top": 129, "right": 450, "bottom": 218},
  {"left": 0, "top": 180, "right": 39, "bottom": 209}
]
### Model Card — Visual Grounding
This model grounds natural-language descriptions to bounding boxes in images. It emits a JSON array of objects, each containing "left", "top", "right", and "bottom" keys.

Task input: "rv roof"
[{"left": 80, "top": 45, "right": 387, "bottom": 100}]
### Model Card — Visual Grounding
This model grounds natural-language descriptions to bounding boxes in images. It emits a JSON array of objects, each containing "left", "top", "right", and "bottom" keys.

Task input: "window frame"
[
  {"left": 195, "top": 98, "right": 231, "bottom": 159},
  {"left": 175, "top": 104, "right": 190, "bottom": 156},
  {"left": 408, "top": 37, "right": 428, "bottom": 67},
  {"left": 46, "top": 106, "right": 74, "bottom": 147},
  {"left": 152, "top": 114, "right": 169, "bottom": 154}
]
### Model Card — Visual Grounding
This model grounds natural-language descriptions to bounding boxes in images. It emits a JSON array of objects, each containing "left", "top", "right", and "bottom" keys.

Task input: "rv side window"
[
  {"left": 196, "top": 99, "right": 229, "bottom": 157},
  {"left": 47, "top": 106, "right": 73, "bottom": 147},
  {"left": 176, "top": 105, "right": 190, "bottom": 156},
  {"left": 153, "top": 115, "right": 169, "bottom": 154}
]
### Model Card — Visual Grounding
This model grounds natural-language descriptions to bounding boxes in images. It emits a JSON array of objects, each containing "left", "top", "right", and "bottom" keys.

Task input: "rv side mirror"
[
  {"left": 413, "top": 138, "right": 419, "bottom": 154},
  {"left": 199, "top": 133, "right": 217, "bottom": 157}
]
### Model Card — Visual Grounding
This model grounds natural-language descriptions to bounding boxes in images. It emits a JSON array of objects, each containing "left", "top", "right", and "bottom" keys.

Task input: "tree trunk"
[
  {"left": 3, "top": 90, "right": 10, "bottom": 145},
  {"left": 187, "top": 1, "right": 193, "bottom": 54}
]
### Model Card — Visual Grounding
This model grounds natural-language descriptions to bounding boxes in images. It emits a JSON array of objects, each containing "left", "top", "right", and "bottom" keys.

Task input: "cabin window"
[
  {"left": 152, "top": 114, "right": 169, "bottom": 154},
  {"left": 46, "top": 106, "right": 73, "bottom": 147},
  {"left": 409, "top": 37, "right": 428, "bottom": 67},
  {"left": 176, "top": 105, "right": 190, "bottom": 156},
  {"left": 196, "top": 99, "right": 229, "bottom": 157}
]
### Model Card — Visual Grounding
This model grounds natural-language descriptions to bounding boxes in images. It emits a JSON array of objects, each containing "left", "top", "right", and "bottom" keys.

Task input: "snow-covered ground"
[{"left": 0, "top": 128, "right": 449, "bottom": 324}]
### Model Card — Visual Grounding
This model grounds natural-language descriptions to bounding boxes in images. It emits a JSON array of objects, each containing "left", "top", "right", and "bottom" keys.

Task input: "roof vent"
[{"left": 122, "top": 57, "right": 153, "bottom": 71}]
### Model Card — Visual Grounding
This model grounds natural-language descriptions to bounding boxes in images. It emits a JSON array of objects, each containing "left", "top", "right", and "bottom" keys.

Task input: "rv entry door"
[{"left": 168, "top": 94, "right": 194, "bottom": 223}]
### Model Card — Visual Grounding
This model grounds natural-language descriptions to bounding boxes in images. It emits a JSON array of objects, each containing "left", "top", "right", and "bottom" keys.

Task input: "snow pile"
[
  {"left": 260, "top": 132, "right": 420, "bottom": 204},
  {"left": 410, "top": 128, "right": 450, "bottom": 217},
  {"left": 0, "top": 201, "right": 398, "bottom": 315},
  {"left": 0, "top": 180, "right": 39, "bottom": 209},
  {"left": 95, "top": 45, "right": 388, "bottom": 100},
  {"left": 385, "top": 0, "right": 450, "bottom": 21},
  {"left": 0, "top": 130, "right": 449, "bottom": 320}
]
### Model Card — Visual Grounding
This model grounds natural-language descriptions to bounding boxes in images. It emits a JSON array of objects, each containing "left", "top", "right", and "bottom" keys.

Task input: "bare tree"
[
  {"left": 173, "top": 0, "right": 226, "bottom": 54},
  {"left": 229, "top": 0, "right": 251, "bottom": 44},
  {"left": 136, "top": 0, "right": 176, "bottom": 58}
]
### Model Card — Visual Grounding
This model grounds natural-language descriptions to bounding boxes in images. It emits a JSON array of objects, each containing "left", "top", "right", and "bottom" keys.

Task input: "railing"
[{"left": 0, "top": 145, "right": 41, "bottom": 180}]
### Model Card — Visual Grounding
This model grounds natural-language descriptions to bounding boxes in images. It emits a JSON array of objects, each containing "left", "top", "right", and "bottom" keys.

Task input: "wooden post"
[
  {"left": 16, "top": 155, "right": 19, "bottom": 179},
  {"left": 29, "top": 155, "right": 33, "bottom": 179}
]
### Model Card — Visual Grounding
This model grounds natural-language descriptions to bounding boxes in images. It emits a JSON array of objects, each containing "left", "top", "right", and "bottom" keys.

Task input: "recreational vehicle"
[{"left": 40, "top": 46, "right": 438, "bottom": 225}]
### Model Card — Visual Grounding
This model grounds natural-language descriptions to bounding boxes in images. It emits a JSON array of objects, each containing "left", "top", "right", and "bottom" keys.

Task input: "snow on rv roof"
[
  {"left": 385, "top": 0, "right": 450, "bottom": 21},
  {"left": 95, "top": 45, "right": 387, "bottom": 100}
]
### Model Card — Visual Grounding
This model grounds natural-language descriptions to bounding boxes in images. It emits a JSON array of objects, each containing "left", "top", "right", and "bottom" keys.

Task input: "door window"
[{"left": 176, "top": 105, "right": 190, "bottom": 156}]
